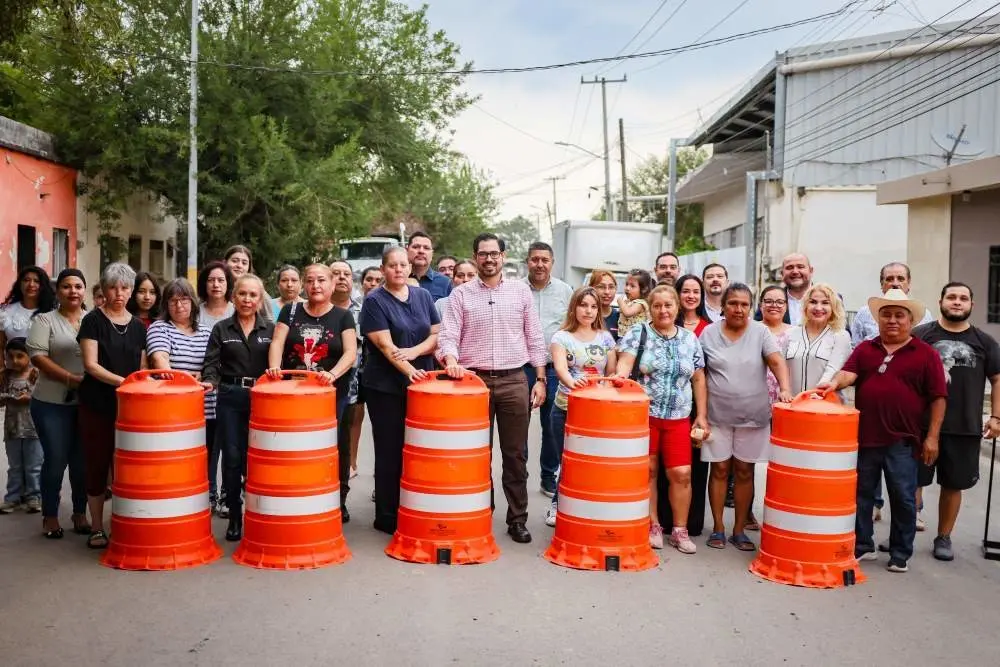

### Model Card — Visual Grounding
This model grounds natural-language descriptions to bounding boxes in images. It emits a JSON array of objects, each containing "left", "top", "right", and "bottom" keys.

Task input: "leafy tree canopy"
[
  {"left": 0, "top": 0, "right": 494, "bottom": 278},
  {"left": 490, "top": 214, "right": 538, "bottom": 260}
]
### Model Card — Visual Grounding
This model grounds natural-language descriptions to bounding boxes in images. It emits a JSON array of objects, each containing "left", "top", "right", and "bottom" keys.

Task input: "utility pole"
[
  {"left": 666, "top": 137, "right": 688, "bottom": 251},
  {"left": 618, "top": 117, "right": 628, "bottom": 221},
  {"left": 544, "top": 175, "right": 565, "bottom": 229},
  {"left": 186, "top": 0, "right": 199, "bottom": 283},
  {"left": 581, "top": 75, "right": 626, "bottom": 221}
]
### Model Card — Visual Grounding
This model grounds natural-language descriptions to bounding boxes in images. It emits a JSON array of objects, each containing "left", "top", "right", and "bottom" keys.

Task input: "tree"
[
  {"left": 0, "top": 0, "right": 489, "bottom": 278},
  {"left": 490, "top": 214, "right": 537, "bottom": 260},
  {"left": 625, "top": 147, "right": 711, "bottom": 252}
]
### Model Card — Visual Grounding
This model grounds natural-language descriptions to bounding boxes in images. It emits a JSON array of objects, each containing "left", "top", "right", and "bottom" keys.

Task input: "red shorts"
[{"left": 648, "top": 416, "right": 692, "bottom": 468}]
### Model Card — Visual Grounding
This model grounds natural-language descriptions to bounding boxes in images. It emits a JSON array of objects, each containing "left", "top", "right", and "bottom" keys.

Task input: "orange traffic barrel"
[
  {"left": 750, "top": 392, "right": 865, "bottom": 588},
  {"left": 544, "top": 377, "right": 656, "bottom": 572},
  {"left": 102, "top": 370, "right": 222, "bottom": 570},
  {"left": 233, "top": 370, "right": 350, "bottom": 569},
  {"left": 386, "top": 372, "right": 499, "bottom": 565}
]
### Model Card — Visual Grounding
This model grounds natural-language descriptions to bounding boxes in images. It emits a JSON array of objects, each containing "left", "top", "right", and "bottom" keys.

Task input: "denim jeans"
[
  {"left": 335, "top": 377, "right": 352, "bottom": 505},
  {"left": 31, "top": 399, "right": 86, "bottom": 518},
  {"left": 874, "top": 476, "right": 885, "bottom": 509},
  {"left": 856, "top": 440, "right": 918, "bottom": 563},
  {"left": 217, "top": 384, "right": 252, "bottom": 513},
  {"left": 548, "top": 405, "right": 568, "bottom": 504},
  {"left": 4, "top": 437, "right": 42, "bottom": 502},
  {"left": 525, "top": 364, "right": 559, "bottom": 483}
]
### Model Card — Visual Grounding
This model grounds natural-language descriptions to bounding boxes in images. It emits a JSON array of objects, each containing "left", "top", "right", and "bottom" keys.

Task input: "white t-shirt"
[{"left": 0, "top": 302, "right": 36, "bottom": 340}]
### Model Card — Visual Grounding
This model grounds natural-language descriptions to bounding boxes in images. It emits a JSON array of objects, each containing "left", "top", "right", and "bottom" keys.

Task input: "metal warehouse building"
[{"left": 675, "top": 15, "right": 1000, "bottom": 337}]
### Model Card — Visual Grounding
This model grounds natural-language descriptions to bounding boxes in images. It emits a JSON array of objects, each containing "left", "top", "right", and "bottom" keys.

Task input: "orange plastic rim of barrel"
[
  {"left": 750, "top": 391, "right": 867, "bottom": 588},
  {"left": 233, "top": 370, "right": 350, "bottom": 570},
  {"left": 386, "top": 372, "right": 499, "bottom": 565},
  {"left": 543, "top": 377, "right": 657, "bottom": 572},
  {"left": 102, "top": 370, "right": 222, "bottom": 571}
]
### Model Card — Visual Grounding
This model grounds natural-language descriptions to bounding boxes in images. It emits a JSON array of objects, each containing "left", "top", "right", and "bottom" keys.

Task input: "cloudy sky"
[{"left": 407, "top": 0, "right": 991, "bottom": 232}]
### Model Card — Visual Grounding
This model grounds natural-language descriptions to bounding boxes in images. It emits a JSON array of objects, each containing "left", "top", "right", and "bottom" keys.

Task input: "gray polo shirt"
[{"left": 525, "top": 277, "right": 574, "bottom": 363}]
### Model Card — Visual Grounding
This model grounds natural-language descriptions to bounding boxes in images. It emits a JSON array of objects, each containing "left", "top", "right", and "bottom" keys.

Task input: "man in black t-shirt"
[{"left": 913, "top": 281, "right": 1000, "bottom": 561}]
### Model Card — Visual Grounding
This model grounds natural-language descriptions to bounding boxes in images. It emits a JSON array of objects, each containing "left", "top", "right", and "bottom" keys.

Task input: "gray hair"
[
  {"left": 159, "top": 278, "right": 200, "bottom": 328},
  {"left": 101, "top": 262, "right": 136, "bottom": 291}
]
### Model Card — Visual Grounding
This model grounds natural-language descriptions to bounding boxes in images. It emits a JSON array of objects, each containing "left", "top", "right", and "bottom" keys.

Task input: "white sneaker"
[
  {"left": 544, "top": 504, "right": 557, "bottom": 527},
  {"left": 916, "top": 511, "right": 926, "bottom": 532},
  {"left": 0, "top": 500, "right": 18, "bottom": 514},
  {"left": 668, "top": 527, "right": 697, "bottom": 554},
  {"left": 856, "top": 550, "right": 878, "bottom": 562},
  {"left": 649, "top": 523, "right": 664, "bottom": 549}
]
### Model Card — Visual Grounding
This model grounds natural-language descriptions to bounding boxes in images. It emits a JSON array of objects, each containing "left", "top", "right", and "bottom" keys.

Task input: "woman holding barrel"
[
  {"left": 360, "top": 246, "right": 440, "bottom": 534},
  {"left": 700, "top": 283, "right": 792, "bottom": 552},
  {"left": 147, "top": 278, "right": 215, "bottom": 492},
  {"left": 783, "top": 283, "right": 851, "bottom": 395},
  {"left": 28, "top": 269, "right": 89, "bottom": 538},
  {"left": 201, "top": 274, "right": 274, "bottom": 541},
  {"left": 77, "top": 263, "right": 148, "bottom": 549},
  {"left": 616, "top": 285, "right": 709, "bottom": 555},
  {"left": 267, "top": 264, "right": 357, "bottom": 518},
  {"left": 544, "top": 286, "right": 617, "bottom": 528}
]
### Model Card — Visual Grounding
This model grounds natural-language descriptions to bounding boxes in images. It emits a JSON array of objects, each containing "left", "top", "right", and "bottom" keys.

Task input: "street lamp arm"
[{"left": 554, "top": 141, "right": 604, "bottom": 160}]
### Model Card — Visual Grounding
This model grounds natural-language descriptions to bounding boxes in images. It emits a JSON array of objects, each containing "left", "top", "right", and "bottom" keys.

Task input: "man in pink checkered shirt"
[{"left": 437, "top": 232, "right": 547, "bottom": 544}]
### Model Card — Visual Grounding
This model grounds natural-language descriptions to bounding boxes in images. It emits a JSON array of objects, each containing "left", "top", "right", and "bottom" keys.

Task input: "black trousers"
[
  {"left": 656, "top": 444, "right": 709, "bottom": 536},
  {"left": 367, "top": 387, "right": 407, "bottom": 533},
  {"left": 217, "top": 385, "right": 251, "bottom": 513}
]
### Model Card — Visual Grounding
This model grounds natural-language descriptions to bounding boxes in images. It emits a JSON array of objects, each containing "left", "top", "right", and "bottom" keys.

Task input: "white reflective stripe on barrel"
[
  {"left": 112, "top": 493, "right": 208, "bottom": 519},
  {"left": 244, "top": 491, "right": 340, "bottom": 516},
  {"left": 763, "top": 506, "right": 855, "bottom": 535},
  {"left": 564, "top": 433, "right": 648, "bottom": 458},
  {"left": 249, "top": 428, "right": 337, "bottom": 452},
  {"left": 770, "top": 444, "right": 857, "bottom": 471},
  {"left": 404, "top": 426, "right": 491, "bottom": 450},
  {"left": 558, "top": 495, "right": 648, "bottom": 521},
  {"left": 115, "top": 427, "right": 205, "bottom": 452},
  {"left": 398, "top": 488, "right": 491, "bottom": 513}
]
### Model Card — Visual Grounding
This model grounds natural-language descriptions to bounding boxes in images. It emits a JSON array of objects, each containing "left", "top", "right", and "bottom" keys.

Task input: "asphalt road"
[{"left": 1, "top": 415, "right": 999, "bottom": 667}]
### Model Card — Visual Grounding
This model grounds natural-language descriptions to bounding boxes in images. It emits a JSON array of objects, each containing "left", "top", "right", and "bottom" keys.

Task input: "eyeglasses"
[
  {"left": 878, "top": 354, "right": 894, "bottom": 374},
  {"left": 762, "top": 299, "right": 787, "bottom": 307},
  {"left": 476, "top": 251, "right": 502, "bottom": 260},
  {"left": 167, "top": 297, "right": 191, "bottom": 307}
]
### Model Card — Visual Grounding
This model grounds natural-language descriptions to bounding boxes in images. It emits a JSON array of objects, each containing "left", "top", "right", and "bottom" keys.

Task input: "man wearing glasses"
[
  {"left": 817, "top": 289, "right": 947, "bottom": 573},
  {"left": 437, "top": 233, "right": 547, "bottom": 544}
]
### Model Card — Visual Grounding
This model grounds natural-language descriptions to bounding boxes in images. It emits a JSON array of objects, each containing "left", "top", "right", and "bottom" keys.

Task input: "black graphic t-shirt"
[
  {"left": 914, "top": 321, "right": 1000, "bottom": 436},
  {"left": 278, "top": 302, "right": 356, "bottom": 397}
]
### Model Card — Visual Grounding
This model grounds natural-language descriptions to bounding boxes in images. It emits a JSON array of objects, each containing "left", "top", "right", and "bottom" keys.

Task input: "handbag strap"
[{"left": 629, "top": 325, "right": 648, "bottom": 381}]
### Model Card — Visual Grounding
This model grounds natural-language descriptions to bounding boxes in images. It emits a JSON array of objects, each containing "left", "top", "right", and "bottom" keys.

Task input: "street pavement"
[{"left": 1, "top": 414, "right": 1000, "bottom": 667}]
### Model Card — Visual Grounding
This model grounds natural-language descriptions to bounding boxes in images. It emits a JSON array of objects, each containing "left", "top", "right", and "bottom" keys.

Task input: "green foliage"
[
  {"left": 490, "top": 214, "right": 538, "bottom": 260},
  {"left": 0, "top": 0, "right": 491, "bottom": 278},
  {"left": 624, "top": 147, "right": 709, "bottom": 250}
]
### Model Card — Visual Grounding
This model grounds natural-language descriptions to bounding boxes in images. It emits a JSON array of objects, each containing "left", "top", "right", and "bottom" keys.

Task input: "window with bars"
[{"left": 989, "top": 246, "right": 1000, "bottom": 324}]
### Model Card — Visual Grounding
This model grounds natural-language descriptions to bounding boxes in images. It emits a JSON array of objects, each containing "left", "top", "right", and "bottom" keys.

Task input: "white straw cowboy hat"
[{"left": 867, "top": 288, "right": 924, "bottom": 321}]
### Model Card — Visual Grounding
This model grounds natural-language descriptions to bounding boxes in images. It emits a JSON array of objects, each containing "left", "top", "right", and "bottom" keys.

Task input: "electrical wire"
[{"left": 631, "top": 0, "right": 753, "bottom": 75}]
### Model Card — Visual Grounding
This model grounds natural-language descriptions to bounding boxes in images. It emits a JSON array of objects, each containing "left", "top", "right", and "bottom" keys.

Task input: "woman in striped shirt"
[{"left": 146, "top": 278, "right": 215, "bottom": 502}]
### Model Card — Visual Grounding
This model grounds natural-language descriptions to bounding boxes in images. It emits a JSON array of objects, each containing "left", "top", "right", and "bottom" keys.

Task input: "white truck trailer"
[{"left": 551, "top": 219, "right": 664, "bottom": 290}]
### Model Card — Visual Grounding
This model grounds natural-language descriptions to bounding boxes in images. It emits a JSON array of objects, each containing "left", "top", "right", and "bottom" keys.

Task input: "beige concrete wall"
[
  {"left": 77, "top": 187, "right": 178, "bottom": 306},
  {"left": 702, "top": 185, "right": 746, "bottom": 237},
  {"left": 950, "top": 189, "right": 1000, "bottom": 340},
  {"left": 905, "top": 195, "right": 952, "bottom": 311}
]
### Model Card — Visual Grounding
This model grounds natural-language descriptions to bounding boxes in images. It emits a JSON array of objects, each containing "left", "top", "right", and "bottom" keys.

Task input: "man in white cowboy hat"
[{"left": 818, "top": 288, "right": 947, "bottom": 573}]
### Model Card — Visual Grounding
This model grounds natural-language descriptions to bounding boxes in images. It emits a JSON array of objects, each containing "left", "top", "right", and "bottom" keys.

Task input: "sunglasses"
[{"left": 878, "top": 354, "right": 894, "bottom": 374}]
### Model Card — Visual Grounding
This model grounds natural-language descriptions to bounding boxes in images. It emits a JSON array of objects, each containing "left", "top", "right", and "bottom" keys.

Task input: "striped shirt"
[
  {"left": 436, "top": 276, "right": 546, "bottom": 371},
  {"left": 146, "top": 320, "right": 216, "bottom": 419}
]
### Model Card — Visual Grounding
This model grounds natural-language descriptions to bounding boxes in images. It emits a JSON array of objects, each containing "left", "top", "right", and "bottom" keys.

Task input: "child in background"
[
  {"left": 616, "top": 269, "right": 654, "bottom": 331},
  {"left": 0, "top": 338, "right": 41, "bottom": 514},
  {"left": 91, "top": 284, "right": 105, "bottom": 309}
]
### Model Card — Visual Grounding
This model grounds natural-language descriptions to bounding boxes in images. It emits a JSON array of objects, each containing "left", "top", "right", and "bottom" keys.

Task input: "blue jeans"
[
  {"left": 856, "top": 441, "right": 918, "bottom": 563},
  {"left": 31, "top": 399, "right": 86, "bottom": 518},
  {"left": 5, "top": 437, "right": 42, "bottom": 502},
  {"left": 217, "top": 385, "right": 252, "bottom": 513},
  {"left": 525, "top": 364, "right": 559, "bottom": 484},
  {"left": 549, "top": 405, "right": 568, "bottom": 503}
]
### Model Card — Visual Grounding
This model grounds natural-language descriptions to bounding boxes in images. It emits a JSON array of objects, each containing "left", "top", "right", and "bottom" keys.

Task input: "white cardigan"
[{"left": 782, "top": 325, "right": 852, "bottom": 395}]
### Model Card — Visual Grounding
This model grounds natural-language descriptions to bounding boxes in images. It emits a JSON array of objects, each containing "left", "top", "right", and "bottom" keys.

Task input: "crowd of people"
[{"left": 1, "top": 236, "right": 998, "bottom": 573}]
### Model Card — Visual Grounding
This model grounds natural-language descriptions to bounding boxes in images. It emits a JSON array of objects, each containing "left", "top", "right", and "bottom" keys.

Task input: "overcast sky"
[{"left": 407, "top": 0, "right": 992, "bottom": 232}]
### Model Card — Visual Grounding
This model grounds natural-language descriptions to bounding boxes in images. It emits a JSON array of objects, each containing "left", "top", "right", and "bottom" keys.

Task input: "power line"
[
  {"left": 470, "top": 104, "right": 553, "bottom": 145},
  {"left": 628, "top": 0, "right": 692, "bottom": 55},
  {"left": 632, "top": 0, "right": 754, "bottom": 75}
]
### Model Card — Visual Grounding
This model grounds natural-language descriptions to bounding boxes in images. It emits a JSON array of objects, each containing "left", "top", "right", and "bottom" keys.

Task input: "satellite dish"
[{"left": 931, "top": 127, "right": 985, "bottom": 158}]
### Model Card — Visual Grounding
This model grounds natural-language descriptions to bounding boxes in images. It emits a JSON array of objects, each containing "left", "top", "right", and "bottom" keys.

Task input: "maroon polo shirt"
[{"left": 842, "top": 336, "right": 947, "bottom": 448}]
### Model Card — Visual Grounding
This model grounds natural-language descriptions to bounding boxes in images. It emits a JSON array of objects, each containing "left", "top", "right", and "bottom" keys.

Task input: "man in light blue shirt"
[
  {"left": 523, "top": 241, "right": 574, "bottom": 497},
  {"left": 850, "top": 262, "right": 934, "bottom": 346}
]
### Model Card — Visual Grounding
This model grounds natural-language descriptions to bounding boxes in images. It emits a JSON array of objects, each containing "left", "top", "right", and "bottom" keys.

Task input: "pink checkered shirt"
[{"left": 436, "top": 276, "right": 547, "bottom": 371}]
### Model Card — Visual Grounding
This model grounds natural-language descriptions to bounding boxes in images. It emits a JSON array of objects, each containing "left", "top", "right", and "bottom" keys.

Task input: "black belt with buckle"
[
  {"left": 470, "top": 367, "right": 521, "bottom": 378},
  {"left": 221, "top": 375, "right": 256, "bottom": 388}
]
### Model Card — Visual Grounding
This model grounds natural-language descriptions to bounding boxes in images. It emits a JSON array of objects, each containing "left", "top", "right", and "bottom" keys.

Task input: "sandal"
[
  {"left": 707, "top": 531, "right": 727, "bottom": 549},
  {"left": 71, "top": 514, "right": 91, "bottom": 535},
  {"left": 43, "top": 526, "right": 64, "bottom": 539},
  {"left": 86, "top": 530, "right": 109, "bottom": 549},
  {"left": 745, "top": 515, "right": 761, "bottom": 531},
  {"left": 729, "top": 533, "right": 756, "bottom": 552}
]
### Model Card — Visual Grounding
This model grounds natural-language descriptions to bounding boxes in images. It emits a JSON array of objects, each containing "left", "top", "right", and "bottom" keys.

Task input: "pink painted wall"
[{"left": 0, "top": 148, "right": 77, "bottom": 290}]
